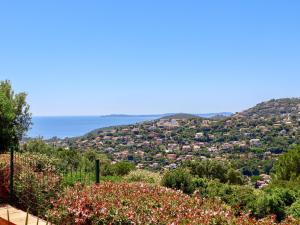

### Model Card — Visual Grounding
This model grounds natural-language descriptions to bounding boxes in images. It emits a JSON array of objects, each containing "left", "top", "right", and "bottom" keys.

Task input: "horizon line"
[{"left": 32, "top": 112, "right": 233, "bottom": 117}]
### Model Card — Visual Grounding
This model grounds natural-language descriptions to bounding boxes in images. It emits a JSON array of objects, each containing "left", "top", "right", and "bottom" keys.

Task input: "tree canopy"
[
  {"left": 274, "top": 145, "right": 300, "bottom": 182},
  {"left": 0, "top": 80, "right": 31, "bottom": 152}
]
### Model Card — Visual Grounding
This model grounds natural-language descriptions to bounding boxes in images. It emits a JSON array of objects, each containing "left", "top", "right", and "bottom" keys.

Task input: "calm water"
[{"left": 28, "top": 116, "right": 160, "bottom": 139}]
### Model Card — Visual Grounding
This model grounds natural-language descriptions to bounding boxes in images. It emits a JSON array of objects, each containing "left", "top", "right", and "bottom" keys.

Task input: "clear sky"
[{"left": 1, "top": 1, "right": 299, "bottom": 116}]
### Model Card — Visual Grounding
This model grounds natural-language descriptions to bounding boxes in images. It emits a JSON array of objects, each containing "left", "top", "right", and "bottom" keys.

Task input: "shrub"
[
  {"left": 0, "top": 153, "right": 61, "bottom": 215},
  {"left": 18, "top": 152, "right": 60, "bottom": 173},
  {"left": 274, "top": 145, "right": 300, "bottom": 181},
  {"left": 288, "top": 199, "right": 300, "bottom": 218},
  {"left": 182, "top": 160, "right": 245, "bottom": 184},
  {"left": 113, "top": 161, "right": 135, "bottom": 176},
  {"left": 0, "top": 154, "right": 10, "bottom": 202},
  {"left": 227, "top": 168, "right": 244, "bottom": 185},
  {"left": 124, "top": 169, "right": 161, "bottom": 184},
  {"left": 249, "top": 188, "right": 297, "bottom": 221},
  {"left": 194, "top": 179, "right": 258, "bottom": 213},
  {"left": 49, "top": 182, "right": 299, "bottom": 225},
  {"left": 102, "top": 161, "right": 135, "bottom": 176},
  {"left": 161, "top": 168, "right": 194, "bottom": 194},
  {"left": 14, "top": 169, "right": 61, "bottom": 215}
]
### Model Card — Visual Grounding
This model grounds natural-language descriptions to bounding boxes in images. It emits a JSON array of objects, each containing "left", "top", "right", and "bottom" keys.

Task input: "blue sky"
[{"left": 1, "top": 1, "right": 299, "bottom": 116}]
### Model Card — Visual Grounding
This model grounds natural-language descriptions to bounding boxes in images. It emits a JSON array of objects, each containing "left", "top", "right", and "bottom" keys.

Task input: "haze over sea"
[{"left": 28, "top": 116, "right": 160, "bottom": 139}]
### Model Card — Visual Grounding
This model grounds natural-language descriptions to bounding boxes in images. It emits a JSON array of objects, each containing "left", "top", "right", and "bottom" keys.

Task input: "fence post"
[
  {"left": 95, "top": 159, "right": 100, "bottom": 184},
  {"left": 9, "top": 146, "right": 14, "bottom": 203}
]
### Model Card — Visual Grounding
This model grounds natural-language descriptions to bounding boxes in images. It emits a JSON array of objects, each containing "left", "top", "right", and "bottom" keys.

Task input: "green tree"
[
  {"left": 102, "top": 161, "right": 135, "bottom": 176},
  {"left": 113, "top": 161, "right": 135, "bottom": 176},
  {"left": 0, "top": 80, "right": 31, "bottom": 152},
  {"left": 249, "top": 188, "right": 296, "bottom": 221},
  {"left": 226, "top": 168, "right": 244, "bottom": 185},
  {"left": 182, "top": 160, "right": 244, "bottom": 184},
  {"left": 23, "top": 139, "right": 53, "bottom": 154},
  {"left": 274, "top": 145, "right": 300, "bottom": 181},
  {"left": 288, "top": 199, "right": 300, "bottom": 218},
  {"left": 161, "top": 168, "right": 194, "bottom": 194}
]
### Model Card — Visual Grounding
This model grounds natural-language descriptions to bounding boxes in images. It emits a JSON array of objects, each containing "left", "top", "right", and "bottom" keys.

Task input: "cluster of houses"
[
  {"left": 38, "top": 99, "right": 300, "bottom": 190},
  {"left": 48, "top": 107, "right": 300, "bottom": 177}
]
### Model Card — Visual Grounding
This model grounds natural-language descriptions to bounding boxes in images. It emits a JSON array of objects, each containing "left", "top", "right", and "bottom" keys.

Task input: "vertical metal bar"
[
  {"left": 95, "top": 159, "right": 100, "bottom": 184},
  {"left": 79, "top": 167, "right": 82, "bottom": 182},
  {"left": 9, "top": 146, "right": 14, "bottom": 203}
]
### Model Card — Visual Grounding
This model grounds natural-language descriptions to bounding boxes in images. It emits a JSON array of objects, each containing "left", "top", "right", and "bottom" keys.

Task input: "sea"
[{"left": 27, "top": 116, "right": 160, "bottom": 139}]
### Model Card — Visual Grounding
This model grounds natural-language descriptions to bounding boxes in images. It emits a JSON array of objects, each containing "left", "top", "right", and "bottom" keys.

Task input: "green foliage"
[
  {"left": 23, "top": 139, "right": 53, "bottom": 154},
  {"left": 288, "top": 199, "right": 300, "bottom": 218},
  {"left": 226, "top": 168, "right": 244, "bottom": 185},
  {"left": 182, "top": 160, "right": 245, "bottom": 184},
  {"left": 113, "top": 161, "right": 135, "bottom": 176},
  {"left": 24, "top": 140, "right": 111, "bottom": 172},
  {"left": 20, "top": 152, "right": 60, "bottom": 172},
  {"left": 161, "top": 168, "right": 194, "bottom": 194},
  {"left": 102, "top": 161, "right": 135, "bottom": 176},
  {"left": 100, "top": 175, "right": 123, "bottom": 182},
  {"left": 249, "top": 188, "right": 297, "bottom": 221},
  {"left": 194, "top": 178, "right": 257, "bottom": 212},
  {"left": 274, "top": 145, "right": 300, "bottom": 181},
  {"left": 0, "top": 80, "right": 31, "bottom": 152},
  {"left": 12, "top": 153, "right": 61, "bottom": 216},
  {"left": 124, "top": 169, "right": 161, "bottom": 185}
]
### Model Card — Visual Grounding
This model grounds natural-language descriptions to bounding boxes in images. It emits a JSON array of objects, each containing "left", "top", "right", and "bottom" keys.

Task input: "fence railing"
[{"left": 0, "top": 150, "right": 101, "bottom": 221}]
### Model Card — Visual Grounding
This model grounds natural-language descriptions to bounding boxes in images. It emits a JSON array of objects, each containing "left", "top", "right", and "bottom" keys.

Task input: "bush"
[
  {"left": 274, "top": 145, "right": 300, "bottom": 181},
  {"left": 48, "top": 182, "right": 299, "bottom": 225},
  {"left": 102, "top": 161, "right": 135, "bottom": 176},
  {"left": 0, "top": 154, "right": 10, "bottom": 202},
  {"left": 1, "top": 153, "right": 61, "bottom": 215},
  {"left": 249, "top": 188, "right": 297, "bottom": 221},
  {"left": 194, "top": 179, "right": 257, "bottom": 213},
  {"left": 15, "top": 169, "right": 61, "bottom": 215},
  {"left": 182, "top": 160, "right": 245, "bottom": 184},
  {"left": 227, "top": 168, "right": 244, "bottom": 185},
  {"left": 113, "top": 161, "right": 135, "bottom": 176},
  {"left": 124, "top": 169, "right": 161, "bottom": 185},
  {"left": 161, "top": 168, "right": 194, "bottom": 194},
  {"left": 288, "top": 199, "right": 300, "bottom": 218},
  {"left": 23, "top": 139, "right": 53, "bottom": 155}
]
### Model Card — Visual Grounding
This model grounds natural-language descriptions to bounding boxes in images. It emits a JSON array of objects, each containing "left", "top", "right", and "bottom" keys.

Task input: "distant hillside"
[
  {"left": 160, "top": 113, "right": 201, "bottom": 120},
  {"left": 100, "top": 114, "right": 170, "bottom": 118},
  {"left": 198, "top": 112, "right": 233, "bottom": 118},
  {"left": 100, "top": 112, "right": 232, "bottom": 119},
  {"left": 239, "top": 98, "right": 300, "bottom": 118}
]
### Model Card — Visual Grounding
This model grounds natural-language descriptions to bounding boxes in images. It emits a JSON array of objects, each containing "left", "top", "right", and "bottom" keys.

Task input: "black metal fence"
[{"left": 0, "top": 149, "right": 101, "bottom": 219}]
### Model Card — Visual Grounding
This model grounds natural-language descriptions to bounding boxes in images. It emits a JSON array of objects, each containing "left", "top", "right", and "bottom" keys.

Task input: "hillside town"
[{"left": 46, "top": 98, "right": 300, "bottom": 179}]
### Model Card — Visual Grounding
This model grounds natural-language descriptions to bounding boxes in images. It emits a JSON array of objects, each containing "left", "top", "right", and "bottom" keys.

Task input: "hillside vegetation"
[
  {"left": 51, "top": 98, "right": 300, "bottom": 176},
  {"left": 22, "top": 97, "right": 300, "bottom": 223},
  {"left": 1, "top": 83, "right": 297, "bottom": 224}
]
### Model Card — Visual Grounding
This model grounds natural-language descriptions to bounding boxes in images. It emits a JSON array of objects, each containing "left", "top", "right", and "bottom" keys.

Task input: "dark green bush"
[
  {"left": 102, "top": 161, "right": 135, "bottom": 176},
  {"left": 161, "top": 168, "right": 194, "bottom": 194},
  {"left": 182, "top": 160, "right": 245, "bottom": 184},
  {"left": 249, "top": 188, "right": 297, "bottom": 221},
  {"left": 274, "top": 146, "right": 300, "bottom": 181},
  {"left": 196, "top": 179, "right": 257, "bottom": 212},
  {"left": 288, "top": 199, "right": 300, "bottom": 218}
]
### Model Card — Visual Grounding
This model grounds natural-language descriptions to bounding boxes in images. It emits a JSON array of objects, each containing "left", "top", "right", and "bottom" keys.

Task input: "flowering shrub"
[
  {"left": 17, "top": 152, "right": 60, "bottom": 173},
  {"left": 49, "top": 182, "right": 300, "bottom": 225},
  {"left": 0, "top": 154, "right": 10, "bottom": 202},
  {"left": 0, "top": 153, "right": 61, "bottom": 215},
  {"left": 124, "top": 169, "right": 161, "bottom": 185}
]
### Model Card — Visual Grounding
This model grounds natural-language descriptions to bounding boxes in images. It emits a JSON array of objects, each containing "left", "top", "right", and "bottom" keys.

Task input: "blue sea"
[{"left": 27, "top": 116, "right": 160, "bottom": 139}]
